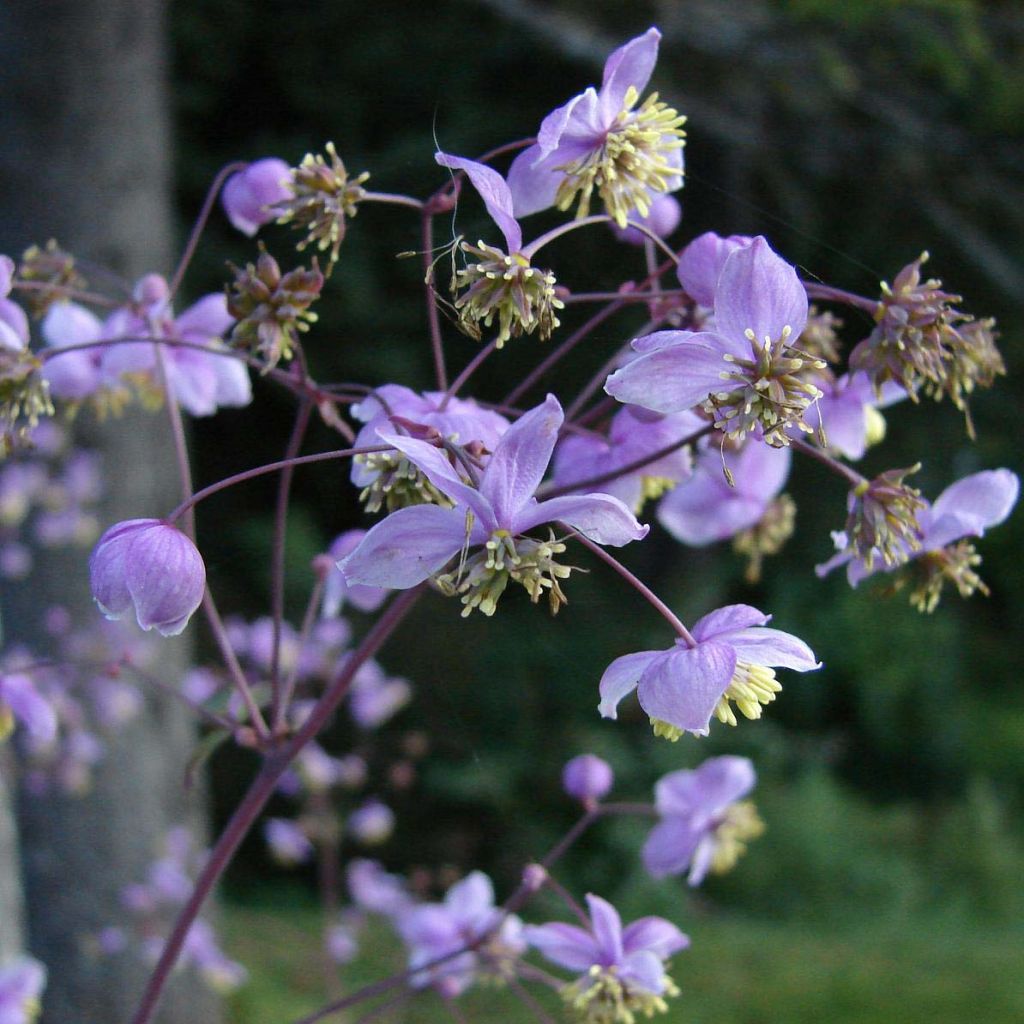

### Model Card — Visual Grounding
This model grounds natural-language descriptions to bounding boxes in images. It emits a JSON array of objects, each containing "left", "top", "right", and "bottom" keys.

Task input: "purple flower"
[
  {"left": 39, "top": 301, "right": 106, "bottom": 401},
  {"left": 180, "top": 920, "right": 248, "bottom": 993},
  {"left": 399, "top": 871, "right": 525, "bottom": 996},
  {"left": 817, "top": 468, "right": 1019, "bottom": 611},
  {"left": 803, "top": 372, "right": 906, "bottom": 461},
  {"left": 606, "top": 237, "right": 823, "bottom": 447},
  {"left": 435, "top": 153, "right": 564, "bottom": 346},
  {"left": 642, "top": 756, "right": 763, "bottom": 885},
  {"left": 508, "top": 28, "right": 685, "bottom": 227},
  {"left": 657, "top": 439, "right": 791, "bottom": 545},
  {"left": 527, "top": 894, "right": 687, "bottom": 1019},
  {"left": 99, "top": 276, "right": 252, "bottom": 416},
  {"left": 611, "top": 193, "right": 681, "bottom": 246},
  {"left": 552, "top": 404, "right": 701, "bottom": 514},
  {"left": 0, "top": 956, "right": 47, "bottom": 1024},
  {"left": 599, "top": 604, "right": 819, "bottom": 738},
  {"left": 325, "top": 920, "right": 360, "bottom": 964},
  {"left": 89, "top": 519, "right": 206, "bottom": 636},
  {"left": 0, "top": 255, "right": 29, "bottom": 354},
  {"left": 347, "top": 658, "right": 412, "bottom": 729},
  {"left": 675, "top": 232, "right": 754, "bottom": 309},
  {"left": 341, "top": 395, "right": 647, "bottom": 616},
  {"left": 322, "top": 530, "right": 388, "bottom": 615},
  {"left": 221, "top": 158, "right": 293, "bottom": 236},
  {"left": 347, "top": 858, "right": 412, "bottom": 917},
  {"left": 348, "top": 798, "right": 395, "bottom": 845},
  {"left": 264, "top": 818, "right": 314, "bottom": 866},
  {"left": 562, "top": 754, "right": 614, "bottom": 804},
  {"left": 0, "top": 673, "right": 57, "bottom": 748}
]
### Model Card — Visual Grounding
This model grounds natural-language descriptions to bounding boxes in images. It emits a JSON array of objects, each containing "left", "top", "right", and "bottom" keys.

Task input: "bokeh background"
[{"left": 6, "top": 0, "right": 1024, "bottom": 1021}]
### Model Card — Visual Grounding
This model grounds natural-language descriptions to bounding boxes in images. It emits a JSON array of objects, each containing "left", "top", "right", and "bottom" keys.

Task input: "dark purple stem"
[
  {"left": 422, "top": 210, "right": 449, "bottom": 391},
  {"left": 129, "top": 587, "right": 423, "bottom": 1024}
]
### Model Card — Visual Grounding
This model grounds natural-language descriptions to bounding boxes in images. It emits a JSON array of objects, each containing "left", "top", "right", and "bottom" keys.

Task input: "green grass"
[{"left": 223, "top": 901, "right": 1024, "bottom": 1024}]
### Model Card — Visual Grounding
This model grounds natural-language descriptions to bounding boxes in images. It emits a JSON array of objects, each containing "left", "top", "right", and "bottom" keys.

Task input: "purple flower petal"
[
  {"left": 621, "top": 916, "right": 690, "bottom": 959},
  {"left": 636, "top": 641, "right": 737, "bottom": 735},
  {"left": 444, "top": 871, "right": 495, "bottom": 928},
  {"left": 676, "top": 232, "right": 754, "bottom": 307},
  {"left": 585, "top": 894, "right": 624, "bottom": 964},
  {"left": 725, "top": 626, "right": 820, "bottom": 671},
  {"left": 515, "top": 493, "right": 648, "bottom": 547},
  {"left": 507, "top": 145, "right": 562, "bottom": 219},
  {"left": 605, "top": 335, "right": 729, "bottom": 414},
  {"left": 924, "top": 469, "right": 1019, "bottom": 551},
  {"left": 0, "top": 673, "right": 58, "bottom": 747},
  {"left": 436, "top": 153, "right": 522, "bottom": 253},
  {"left": 525, "top": 922, "right": 600, "bottom": 971},
  {"left": 691, "top": 603, "right": 768, "bottom": 640},
  {"left": 597, "top": 650, "right": 660, "bottom": 718},
  {"left": 655, "top": 757, "right": 756, "bottom": 817},
  {"left": 339, "top": 504, "right": 468, "bottom": 589},
  {"left": 714, "top": 237, "right": 808, "bottom": 350},
  {"left": 480, "top": 394, "right": 562, "bottom": 527},
  {"left": 621, "top": 949, "right": 670, "bottom": 995},
  {"left": 176, "top": 294, "right": 233, "bottom": 340},
  {"left": 599, "top": 27, "right": 661, "bottom": 119}
]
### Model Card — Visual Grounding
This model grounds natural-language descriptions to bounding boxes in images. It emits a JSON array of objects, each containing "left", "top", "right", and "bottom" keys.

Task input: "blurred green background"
[{"left": 166, "top": 0, "right": 1023, "bottom": 1019}]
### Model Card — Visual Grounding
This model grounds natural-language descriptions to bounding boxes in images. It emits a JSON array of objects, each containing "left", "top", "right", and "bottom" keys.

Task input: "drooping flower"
[
  {"left": 0, "top": 956, "right": 47, "bottom": 1024},
  {"left": 89, "top": 519, "right": 206, "bottom": 636},
  {"left": 508, "top": 28, "right": 686, "bottom": 227},
  {"left": 562, "top": 754, "right": 614, "bottom": 804},
  {"left": 817, "top": 468, "right": 1019, "bottom": 612},
  {"left": 527, "top": 893, "right": 688, "bottom": 1024},
  {"left": 399, "top": 871, "right": 526, "bottom": 997},
  {"left": 552, "top": 405, "right": 702, "bottom": 514},
  {"left": 642, "top": 756, "right": 763, "bottom": 885},
  {"left": 436, "top": 153, "right": 563, "bottom": 347},
  {"left": 599, "top": 604, "right": 819, "bottom": 738},
  {"left": 606, "top": 237, "right": 825, "bottom": 447},
  {"left": 221, "top": 158, "right": 293, "bottom": 236},
  {"left": 340, "top": 395, "right": 647, "bottom": 616}
]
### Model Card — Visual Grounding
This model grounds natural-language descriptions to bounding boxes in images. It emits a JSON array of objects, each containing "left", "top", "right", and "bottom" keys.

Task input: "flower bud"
[
  {"left": 222, "top": 158, "right": 293, "bottom": 236},
  {"left": 561, "top": 754, "right": 614, "bottom": 804},
  {"left": 89, "top": 519, "right": 206, "bottom": 636}
]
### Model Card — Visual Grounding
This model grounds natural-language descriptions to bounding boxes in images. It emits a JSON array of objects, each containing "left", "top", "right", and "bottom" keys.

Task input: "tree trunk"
[
  {"left": 0, "top": 2, "right": 219, "bottom": 1021},
  {"left": 0, "top": 765, "right": 24, "bottom": 963}
]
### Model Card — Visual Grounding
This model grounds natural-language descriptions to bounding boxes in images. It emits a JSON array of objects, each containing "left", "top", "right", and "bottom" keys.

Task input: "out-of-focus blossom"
[
  {"left": 0, "top": 673, "right": 57, "bottom": 747},
  {"left": 562, "top": 754, "right": 614, "bottom": 804},
  {"left": 264, "top": 818, "right": 314, "bottom": 866},
  {"left": 599, "top": 604, "right": 819, "bottom": 738},
  {"left": 527, "top": 893, "right": 688, "bottom": 1023},
  {"left": 348, "top": 658, "right": 412, "bottom": 729},
  {"left": 322, "top": 530, "right": 388, "bottom": 616},
  {"left": 325, "top": 920, "right": 360, "bottom": 964},
  {"left": 611, "top": 193, "right": 681, "bottom": 246},
  {"left": 0, "top": 956, "right": 47, "bottom": 1024},
  {"left": 348, "top": 799, "right": 395, "bottom": 845},
  {"left": 643, "top": 756, "right": 763, "bottom": 885},
  {"left": 347, "top": 859, "right": 412, "bottom": 917}
]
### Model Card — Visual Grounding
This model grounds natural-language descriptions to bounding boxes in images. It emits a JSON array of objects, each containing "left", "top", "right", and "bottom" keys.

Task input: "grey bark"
[
  {"left": 0, "top": 765, "right": 24, "bottom": 962},
  {"left": 0, "top": 2, "right": 220, "bottom": 1021}
]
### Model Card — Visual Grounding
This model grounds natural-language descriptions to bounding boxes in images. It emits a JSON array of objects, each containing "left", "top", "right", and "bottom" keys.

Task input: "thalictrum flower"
[
  {"left": 264, "top": 818, "right": 314, "bottom": 866},
  {"left": 598, "top": 603, "right": 819, "bottom": 738},
  {"left": 605, "top": 237, "right": 824, "bottom": 447},
  {"left": 817, "top": 468, "right": 1019, "bottom": 612},
  {"left": 507, "top": 28, "right": 686, "bottom": 227},
  {"left": 0, "top": 957, "right": 46, "bottom": 1024},
  {"left": 610, "top": 193, "right": 681, "bottom": 246},
  {"left": 340, "top": 395, "right": 647, "bottom": 616},
  {"left": 675, "top": 231, "right": 753, "bottom": 309},
  {"left": 526, "top": 893, "right": 688, "bottom": 1024},
  {"left": 399, "top": 871, "right": 525, "bottom": 997},
  {"left": 643, "top": 756, "right": 763, "bottom": 885},
  {"left": 562, "top": 753, "right": 614, "bottom": 804},
  {"left": 436, "top": 153, "right": 563, "bottom": 346},
  {"left": 89, "top": 519, "right": 206, "bottom": 636},
  {"left": 221, "top": 158, "right": 293, "bottom": 236},
  {"left": 0, "top": 672, "right": 57, "bottom": 748},
  {"left": 321, "top": 530, "right": 388, "bottom": 615}
]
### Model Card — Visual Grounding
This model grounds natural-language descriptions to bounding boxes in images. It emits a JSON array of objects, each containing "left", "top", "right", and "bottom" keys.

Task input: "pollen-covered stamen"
[
  {"left": 355, "top": 451, "right": 453, "bottom": 514},
  {"left": 703, "top": 324, "right": 827, "bottom": 448},
  {"left": 561, "top": 963, "right": 680, "bottom": 1024},
  {"left": 707, "top": 800, "right": 765, "bottom": 876},
  {"left": 554, "top": 86, "right": 687, "bottom": 228},
  {"left": 903, "top": 540, "right": 989, "bottom": 614},
  {"left": 274, "top": 142, "right": 369, "bottom": 274},
  {"left": 434, "top": 529, "right": 575, "bottom": 617},
  {"left": 733, "top": 493, "right": 796, "bottom": 584},
  {"left": 845, "top": 464, "right": 925, "bottom": 570},
  {"left": 1, "top": 350, "right": 54, "bottom": 456},
  {"left": 713, "top": 662, "right": 783, "bottom": 727},
  {"left": 452, "top": 241, "right": 563, "bottom": 348},
  {"left": 650, "top": 718, "right": 684, "bottom": 743}
]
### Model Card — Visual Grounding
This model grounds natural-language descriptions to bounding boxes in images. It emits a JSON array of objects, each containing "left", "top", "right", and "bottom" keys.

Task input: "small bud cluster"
[
  {"left": 1, "top": 350, "right": 53, "bottom": 454},
  {"left": 274, "top": 142, "right": 369, "bottom": 273},
  {"left": 851, "top": 253, "right": 1005, "bottom": 423},
  {"left": 845, "top": 465, "right": 925, "bottom": 570},
  {"left": 227, "top": 248, "right": 323, "bottom": 369},
  {"left": 18, "top": 241, "right": 84, "bottom": 317},
  {"left": 452, "top": 242, "right": 563, "bottom": 348}
]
